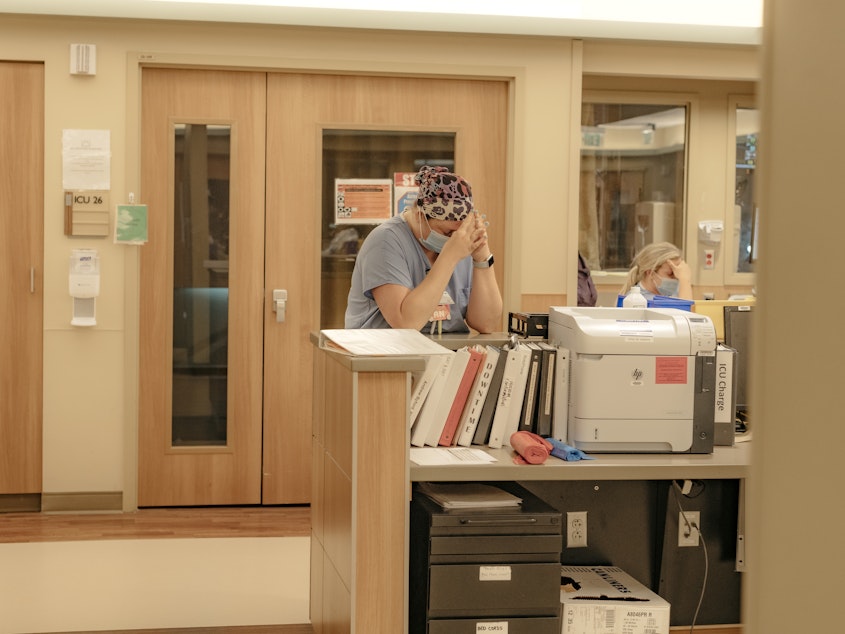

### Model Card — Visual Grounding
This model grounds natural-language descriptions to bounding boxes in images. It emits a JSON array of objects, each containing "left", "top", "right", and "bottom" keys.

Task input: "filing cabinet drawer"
[
  {"left": 428, "top": 562, "right": 561, "bottom": 618},
  {"left": 431, "top": 534, "right": 561, "bottom": 558},
  {"left": 428, "top": 616, "right": 560, "bottom": 634}
]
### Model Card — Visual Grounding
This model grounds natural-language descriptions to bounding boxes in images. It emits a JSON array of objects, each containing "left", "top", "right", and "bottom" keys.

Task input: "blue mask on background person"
[
  {"left": 419, "top": 214, "right": 449, "bottom": 253},
  {"left": 655, "top": 275, "right": 680, "bottom": 297}
]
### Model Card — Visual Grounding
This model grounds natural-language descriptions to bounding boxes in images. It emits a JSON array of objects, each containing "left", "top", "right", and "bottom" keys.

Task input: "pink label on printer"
[{"left": 655, "top": 357, "right": 687, "bottom": 384}]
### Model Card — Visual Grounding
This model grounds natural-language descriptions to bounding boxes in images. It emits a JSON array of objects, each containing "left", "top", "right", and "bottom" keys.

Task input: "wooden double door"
[{"left": 139, "top": 68, "right": 507, "bottom": 507}]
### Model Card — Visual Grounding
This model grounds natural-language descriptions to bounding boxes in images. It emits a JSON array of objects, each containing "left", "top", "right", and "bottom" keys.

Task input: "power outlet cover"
[
  {"left": 567, "top": 511, "right": 588, "bottom": 548},
  {"left": 678, "top": 511, "right": 700, "bottom": 547}
]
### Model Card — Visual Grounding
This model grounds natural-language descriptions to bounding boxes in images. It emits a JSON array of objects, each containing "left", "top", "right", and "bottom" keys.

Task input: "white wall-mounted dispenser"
[
  {"left": 69, "top": 248, "right": 100, "bottom": 326},
  {"left": 698, "top": 220, "right": 724, "bottom": 244}
]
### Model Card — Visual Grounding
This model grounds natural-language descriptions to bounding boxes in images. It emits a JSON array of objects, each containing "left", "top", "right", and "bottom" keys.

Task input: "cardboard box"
[
  {"left": 560, "top": 566, "right": 670, "bottom": 634},
  {"left": 692, "top": 298, "right": 756, "bottom": 341}
]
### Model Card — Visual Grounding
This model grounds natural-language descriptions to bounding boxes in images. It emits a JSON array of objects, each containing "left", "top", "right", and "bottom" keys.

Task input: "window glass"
[
  {"left": 579, "top": 103, "right": 687, "bottom": 272},
  {"left": 734, "top": 107, "right": 759, "bottom": 273},
  {"left": 320, "top": 130, "right": 455, "bottom": 328},
  {"left": 171, "top": 123, "right": 231, "bottom": 447}
]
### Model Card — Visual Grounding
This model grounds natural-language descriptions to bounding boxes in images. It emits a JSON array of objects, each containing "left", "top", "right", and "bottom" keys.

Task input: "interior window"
[
  {"left": 171, "top": 123, "right": 231, "bottom": 447},
  {"left": 579, "top": 102, "right": 687, "bottom": 272},
  {"left": 734, "top": 107, "right": 759, "bottom": 273},
  {"left": 320, "top": 129, "right": 455, "bottom": 329}
]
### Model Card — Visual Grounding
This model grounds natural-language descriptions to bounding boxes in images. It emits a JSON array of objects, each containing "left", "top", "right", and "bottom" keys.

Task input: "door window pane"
[
  {"left": 734, "top": 107, "right": 759, "bottom": 273},
  {"left": 580, "top": 103, "right": 687, "bottom": 272},
  {"left": 171, "top": 123, "right": 231, "bottom": 447},
  {"left": 320, "top": 130, "right": 455, "bottom": 329}
]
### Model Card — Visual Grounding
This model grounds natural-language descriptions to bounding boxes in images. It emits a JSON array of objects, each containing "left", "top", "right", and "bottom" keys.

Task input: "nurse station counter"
[{"left": 309, "top": 330, "right": 750, "bottom": 634}]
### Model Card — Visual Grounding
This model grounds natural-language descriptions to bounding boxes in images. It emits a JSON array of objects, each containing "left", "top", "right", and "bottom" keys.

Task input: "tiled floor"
[{"left": 0, "top": 508, "right": 311, "bottom": 634}]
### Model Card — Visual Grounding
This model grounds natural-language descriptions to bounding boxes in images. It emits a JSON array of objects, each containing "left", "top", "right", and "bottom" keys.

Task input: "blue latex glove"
[{"left": 545, "top": 437, "right": 595, "bottom": 461}]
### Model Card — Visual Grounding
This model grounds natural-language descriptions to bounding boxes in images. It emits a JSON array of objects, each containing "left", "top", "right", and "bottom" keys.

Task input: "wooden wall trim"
[
  {"left": 0, "top": 494, "right": 41, "bottom": 513},
  {"left": 40, "top": 492, "right": 123, "bottom": 513},
  {"left": 669, "top": 625, "right": 742, "bottom": 634}
]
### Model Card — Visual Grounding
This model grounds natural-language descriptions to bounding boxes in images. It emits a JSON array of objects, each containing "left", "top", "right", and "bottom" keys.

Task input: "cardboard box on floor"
[{"left": 560, "top": 566, "right": 670, "bottom": 634}]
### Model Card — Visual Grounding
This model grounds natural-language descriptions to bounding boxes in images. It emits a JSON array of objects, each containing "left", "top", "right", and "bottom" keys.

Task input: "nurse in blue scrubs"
[{"left": 345, "top": 165, "right": 503, "bottom": 334}]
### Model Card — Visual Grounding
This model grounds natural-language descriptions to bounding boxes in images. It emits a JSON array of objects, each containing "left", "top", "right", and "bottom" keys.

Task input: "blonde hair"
[{"left": 621, "top": 242, "right": 683, "bottom": 295}]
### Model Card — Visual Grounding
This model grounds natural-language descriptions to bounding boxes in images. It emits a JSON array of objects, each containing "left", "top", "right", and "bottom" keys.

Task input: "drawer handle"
[{"left": 459, "top": 518, "right": 538, "bottom": 525}]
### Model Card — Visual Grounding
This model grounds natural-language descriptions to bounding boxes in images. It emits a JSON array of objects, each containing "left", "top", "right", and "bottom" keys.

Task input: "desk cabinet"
[
  {"left": 410, "top": 485, "right": 562, "bottom": 634},
  {"left": 311, "top": 345, "right": 423, "bottom": 634}
]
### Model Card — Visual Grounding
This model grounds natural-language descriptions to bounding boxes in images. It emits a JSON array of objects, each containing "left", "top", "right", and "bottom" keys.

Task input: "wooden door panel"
[
  {"left": 139, "top": 68, "right": 266, "bottom": 506},
  {"left": 262, "top": 73, "right": 508, "bottom": 504},
  {"left": 0, "top": 62, "right": 44, "bottom": 496}
]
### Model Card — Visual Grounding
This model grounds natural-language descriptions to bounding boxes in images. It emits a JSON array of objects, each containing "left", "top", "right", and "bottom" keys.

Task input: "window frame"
[{"left": 724, "top": 94, "right": 758, "bottom": 287}]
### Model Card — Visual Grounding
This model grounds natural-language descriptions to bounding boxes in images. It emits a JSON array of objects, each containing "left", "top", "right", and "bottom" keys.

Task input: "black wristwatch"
[{"left": 473, "top": 254, "right": 494, "bottom": 269}]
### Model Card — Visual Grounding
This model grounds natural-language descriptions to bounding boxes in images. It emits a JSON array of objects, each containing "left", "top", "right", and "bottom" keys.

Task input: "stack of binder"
[{"left": 410, "top": 339, "right": 565, "bottom": 450}]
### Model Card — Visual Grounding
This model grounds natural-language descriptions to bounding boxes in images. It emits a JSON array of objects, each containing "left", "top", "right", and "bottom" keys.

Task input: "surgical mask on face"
[
  {"left": 654, "top": 275, "right": 680, "bottom": 297},
  {"left": 419, "top": 214, "right": 449, "bottom": 253}
]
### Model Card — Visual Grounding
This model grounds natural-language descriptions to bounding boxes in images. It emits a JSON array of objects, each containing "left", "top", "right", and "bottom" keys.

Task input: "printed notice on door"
[{"left": 334, "top": 179, "right": 392, "bottom": 224}]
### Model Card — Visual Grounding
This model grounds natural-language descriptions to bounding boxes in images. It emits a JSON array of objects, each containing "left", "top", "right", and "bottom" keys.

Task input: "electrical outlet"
[
  {"left": 678, "top": 511, "right": 700, "bottom": 547},
  {"left": 567, "top": 511, "right": 588, "bottom": 548}
]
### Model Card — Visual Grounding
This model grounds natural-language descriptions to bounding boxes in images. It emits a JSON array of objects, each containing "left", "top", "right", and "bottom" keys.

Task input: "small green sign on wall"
[{"left": 114, "top": 204, "right": 148, "bottom": 244}]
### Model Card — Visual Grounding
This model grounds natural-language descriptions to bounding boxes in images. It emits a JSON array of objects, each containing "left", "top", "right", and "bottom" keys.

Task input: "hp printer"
[{"left": 548, "top": 307, "right": 717, "bottom": 453}]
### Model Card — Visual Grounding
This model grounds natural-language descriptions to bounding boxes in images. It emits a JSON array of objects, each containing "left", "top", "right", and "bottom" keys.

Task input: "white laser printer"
[{"left": 548, "top": 306, "right": 717, "bottom": 453}]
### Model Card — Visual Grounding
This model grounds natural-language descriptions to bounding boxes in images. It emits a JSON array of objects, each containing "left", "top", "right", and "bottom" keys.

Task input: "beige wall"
[
  {"left": 0, "top": 14, "right": 759, "bottom": 506},
  {"left": 746, "top": 2, "right": 845, "bottom": 632}
]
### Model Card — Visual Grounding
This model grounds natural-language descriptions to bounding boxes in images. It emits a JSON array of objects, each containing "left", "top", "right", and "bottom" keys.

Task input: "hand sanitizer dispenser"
[{"left": 69, "top": 249, "right": 99, "bottom": 326}]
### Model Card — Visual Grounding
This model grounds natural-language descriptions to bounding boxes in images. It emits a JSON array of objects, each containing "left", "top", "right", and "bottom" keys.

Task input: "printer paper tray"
[{"left": 570, "top": 417, "right": 692, "bottom": 453}]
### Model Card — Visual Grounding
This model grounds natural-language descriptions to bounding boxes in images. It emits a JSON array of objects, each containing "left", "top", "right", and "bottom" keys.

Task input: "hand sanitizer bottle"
[{"left": 622, "top": 285, "right": 648, "bottom": 309}]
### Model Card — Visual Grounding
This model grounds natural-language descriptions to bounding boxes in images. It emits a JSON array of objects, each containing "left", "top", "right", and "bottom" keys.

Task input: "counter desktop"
[{"left": 547, "top": 306, "right": 717, "bottom": 454}]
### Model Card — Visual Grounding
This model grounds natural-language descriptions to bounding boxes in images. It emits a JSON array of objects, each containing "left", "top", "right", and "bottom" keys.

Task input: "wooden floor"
[
  {"left": 0, "top": 505, "right": 314, "bottom": 634},
  {"left": 59, "top": 624, "right": 314, "bottom": 634},
  {"left": 0, "top": 505, "right": 310, "bottom": 543}
]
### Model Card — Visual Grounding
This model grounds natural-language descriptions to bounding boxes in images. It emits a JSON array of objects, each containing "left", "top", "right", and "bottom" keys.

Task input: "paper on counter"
[
  {"left": 416, "top": 481, "right": 521, "bottom": 509},
  {"left": 410, "top": 447, "right": 497, "bottom": 466},
  {"left": 319, "top": 328, "right": 452, "bottom": 356}
]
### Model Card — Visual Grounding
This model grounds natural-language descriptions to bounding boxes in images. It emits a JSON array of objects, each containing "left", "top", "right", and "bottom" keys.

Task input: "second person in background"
[{"left": 620, "top": 241, "right": 693, "bottom": 301}]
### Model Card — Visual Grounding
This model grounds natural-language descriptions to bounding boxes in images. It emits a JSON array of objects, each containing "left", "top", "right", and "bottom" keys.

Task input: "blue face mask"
[
  {"left": 655, "top": 275, "right": 680, "bottom": 297},
  {"left": 419, "top": 214, "right": 449, "bottom": 253}
]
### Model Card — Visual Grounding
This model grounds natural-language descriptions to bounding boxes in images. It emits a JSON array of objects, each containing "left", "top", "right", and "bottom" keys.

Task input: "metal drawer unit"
[{"left": 410, "top": 483, "right": 562, "bottom": 634}]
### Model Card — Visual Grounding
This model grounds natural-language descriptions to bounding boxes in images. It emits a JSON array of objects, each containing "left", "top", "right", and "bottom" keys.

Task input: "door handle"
[{"left": 272, "top": 289, "right": 288, "bottom": 323}]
